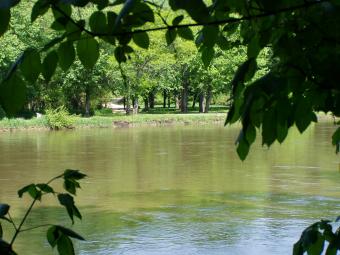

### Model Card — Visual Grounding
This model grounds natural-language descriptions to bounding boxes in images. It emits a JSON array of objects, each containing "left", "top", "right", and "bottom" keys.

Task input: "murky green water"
[{"left": 0, "top": 123, "right": 339, "bottom": 254}]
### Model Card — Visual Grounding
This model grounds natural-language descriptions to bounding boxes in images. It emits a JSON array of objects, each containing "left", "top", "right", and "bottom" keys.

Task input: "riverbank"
[
  {"left": 0, "top": 112, "right": 337, "bottom": 132},
  {"left": 0, "top": 113, "right": 227, "bottom": 131}
]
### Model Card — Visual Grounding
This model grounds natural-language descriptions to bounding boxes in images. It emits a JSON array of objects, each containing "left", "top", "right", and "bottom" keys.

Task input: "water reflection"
[{"left": 0, "top": 123, "right": 339, "bottom": 254}]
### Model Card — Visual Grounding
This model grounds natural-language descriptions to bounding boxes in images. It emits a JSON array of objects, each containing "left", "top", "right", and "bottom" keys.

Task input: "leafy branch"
[{"left": 0, "top": 169, "right": 86, "bottom": 255}]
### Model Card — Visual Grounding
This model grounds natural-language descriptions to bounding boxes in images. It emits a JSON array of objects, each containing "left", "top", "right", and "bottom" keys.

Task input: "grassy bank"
[
  {"left": 0, "top": 111, "right": 336, "bottom": 132},
  {"left": 0, "top": 113, "right": 228, "bottom": 131}
]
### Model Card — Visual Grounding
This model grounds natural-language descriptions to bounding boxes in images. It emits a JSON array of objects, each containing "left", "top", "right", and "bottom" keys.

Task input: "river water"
[{"left": 0, "top": 123, "right": 339, "bottom": 254}]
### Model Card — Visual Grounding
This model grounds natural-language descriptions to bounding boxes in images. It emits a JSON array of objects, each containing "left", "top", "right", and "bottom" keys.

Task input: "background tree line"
[{"left": 0, "top": 1, "right": 271, "bottom": 117}]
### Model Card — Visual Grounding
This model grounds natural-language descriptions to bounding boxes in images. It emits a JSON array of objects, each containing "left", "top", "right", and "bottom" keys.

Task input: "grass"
[{"left": 0, "top": 111, "right": 227, "bottom": 131}]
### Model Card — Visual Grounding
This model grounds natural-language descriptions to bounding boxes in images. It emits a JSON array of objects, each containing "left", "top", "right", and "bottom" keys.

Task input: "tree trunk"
[
  {"left": 148, "top": 91, "right": 155, "bottom": 109},
  {"left": 174, "top": 91, "right": 180, "bottom": 110},
  {"left": 181, "top": 81, "right": 188, "bottom": 113},
  {"left": 133, "top": 96, "right": 138, "bottom": 115},
  {"left": 192, "top": 92, "right": 197, "bottom": 109},
  {"left": 85, "top": 88, "right": 90, "bottom": 117},
  {"left": 167, "top": 91, "right": 171, "bottom": 108},
  {"left": 199, "top": 92, "right": 205, "bottom": 113},
  {"left": 204, "top": 86, "right": 212, "bottom": 113},
  {"left": 163, "top": 90, "right": 167, "bottom": 108},
  {"left": 123, "top": 97, "right": 126, "bottom": 110},
  {"left": 125, "top": 97, "right": 131, "bottom": 115},
  {"left": 144, "top": 97, "right": 149, "bottom": 111}
]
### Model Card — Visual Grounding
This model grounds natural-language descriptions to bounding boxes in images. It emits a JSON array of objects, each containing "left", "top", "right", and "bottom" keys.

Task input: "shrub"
[{"left": 45, "top": 106, "right": 74, "bottom": 130}]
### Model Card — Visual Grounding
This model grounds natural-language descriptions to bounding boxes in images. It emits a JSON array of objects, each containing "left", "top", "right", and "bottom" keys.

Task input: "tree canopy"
[{"left": 0, "top": 0, "right": 339, "bottom": 159}]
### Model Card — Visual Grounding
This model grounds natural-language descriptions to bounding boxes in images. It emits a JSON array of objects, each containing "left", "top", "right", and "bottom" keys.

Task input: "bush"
[{"left": 45, "top": 106, "right": 74, "bottom": 130}]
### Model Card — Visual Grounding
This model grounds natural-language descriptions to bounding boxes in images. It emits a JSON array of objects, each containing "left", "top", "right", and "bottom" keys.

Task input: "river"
[{"left": 0, "top": 123, "right": 339, "bottom": 254}]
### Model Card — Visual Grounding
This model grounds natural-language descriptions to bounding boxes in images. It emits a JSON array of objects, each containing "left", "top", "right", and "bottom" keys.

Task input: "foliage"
[
  {"left": 0, "top": 1, "right": 339, "bottom": 254},
  {"left": 0, "top": 0, "right": 337, "bottom": 157},
  {"left": 0, "top": 169, "right": 86, "bottom": 255},
  {"left": 45, "top": 106, "right": 74, "bottom": 130},
  {"left": 293, "top": 219, "right": 340, "bottom": 255}
]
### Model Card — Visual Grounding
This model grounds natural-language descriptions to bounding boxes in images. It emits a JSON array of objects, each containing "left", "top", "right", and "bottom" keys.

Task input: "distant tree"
[{"left": 0, "top": 0, "right": 338, "bottom": 155}]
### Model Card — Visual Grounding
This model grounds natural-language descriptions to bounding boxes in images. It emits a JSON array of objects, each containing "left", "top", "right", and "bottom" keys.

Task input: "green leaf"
[
  {"left": 245, "top": 124, "right": 256, "bottom": 144},
  {"left": 306, "top": 231, "right": 325, "bottom": 255},
  {"left": 332, "top": 127, "right": 340, "bottom": 153},
  {"left": 247, "top": 35, "right": 261, "bottom": 58},
  {"left": 132, "top": 32, "right": 149, "bottom": 49},
  {"left": 36, "top": 183, "right": 54, "bottom": 194},
  {"left": 20, "top": 49, "right": 42, "bottom": 83},
  {"left": 262, "top": 108, "right": 276, "bottom": 146},
  {"left": 95, "top": 0, "right": 108, "bottom": 10},
  {"left": 237, "top": 138, "right": 249, "bottom": 161},
  {"left": 216, "top": 36, "right": 230, "bottom": 50},
  {"left": 177, "top": 27, "right": 194, "bottom": 40},
  {"left": 277, "top": 121, "right": 288, "bottom": 143},
  {"left": 42, "top": 51, "right": 58, "bottom": 83},
  {"left": 57, "top": 234, "right": 75, "bottom": 255},
  {"left": 56, "top": 226, "right": 85, "bottom": 240},
  {"left": 89, "top": 11, "right": 107, "bottom": 33},
  {"left": 52, "top": 3, "right": 72, "bottom": 19},
  {"left": 64, "top": 179, "right": 77, "bottom": 195},
  {"left": 0, "top": 204, "right": 9, "bottom": 217},
  {"left": 114, "top": 46, "right": 126, "bottom": 63},
  {"left": 64, "top": 169, "right": 87, "bottom": 180},
  {"left": 165, "top": 29, "right": 177, "bottom": 45},
  {"left": 231, "top": 58, "right": 257, "bottom": 89},
  {"left": 47, "top": 226, "right": 59, "bottom": 248},
  {"left": 58, "top": 41, "right": 75, "bottom": 71},
  {"left": 0, "top": 222, "right": 2, "bottom": 239},
  {"left": 58, "top": 194, "right": 82, "bottom": 224},
  {"left": 42, "top": 34, "right": 67, "bottom": 51},
  {"left": 201, "top": 47, "right": 214, "bottom": 67},
  {"left": 325, "top": 244, "right": 337, "bottom": 255},
  {"left": 77, "top": 38, "right": 99, "bottom": 69},
  {"left": 295, "top": 99, "right": 312, "bottom": 133},
  {"left": 293, "top": 241, "right": 304, "bottom": 255},
  {"left": 172, "top": 15, "right": 184, "bottom": 25},
  {"left": 0, "top": 73, "right": 26, "bottom": 116},
  {"left": 202, "top": 25, "right": 219, "bottom": 48},
  {"left": 0, "top": 9, "right": 10, "bottom": 37},
  {"left": 31, "top": 0, "right": 49, "bottom": 22},
  {"left": 17, "top": 184, "right": 41, "bottom": 200}
]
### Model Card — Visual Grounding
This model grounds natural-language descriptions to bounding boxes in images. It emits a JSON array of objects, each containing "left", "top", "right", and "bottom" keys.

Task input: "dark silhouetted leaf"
[
  {"left": 56, "top": 225, "right": 85, "bottom": 240},
  {"left": 31, "top": 0, "right": 49, "bottom": 22},
  {"left": 77, "top": 38, "right": 99, "bottom": 69},
  {"left": 114, "top": 46, "right": 126, "bottom": 63},
  {"left": 89, "top": 11, "right": 107, "bottom": 33},
  {"left": 172, "top": 15, "right": 183, "bottom": 25},
  {"left": 57, "top": 234, "right": 75, "bottom": 255},
  {"left": 20, "top": 49, "right": 42, "bottom": 83},
  {"left": 132, "top": 31, "right": 149, "bottom": 49},
  {"left": 165, "top": 29, "right": 177, "bottom": 45},
  {"left": 58, "top": 41, "right": 75, "bottom": 71},
  {"left": 42, "top": 51, "right": 58, "bottom": 83},
  {"left": 201, "top": 47, "right": 214, "bottom": 67},
  {"left": 0, "top": 204, "right": 9, "bottom": 217},
  {"left": 177, "top": 27, "right": 194, "bottom": 40},
  {"left": 0, "top": 73, "right": 26, "bottom": 116},
  {"left": 58, "top": 194, "right": 81, "bottom": 224},
  {"left": 36, "top": 183, "right": 54, "bottom": 194},
  {"left": 0, "top": 9, "right": 10, "bottom": 37},
  {"left": 18, "top": 184, "right": 41, "bottom": 200},
  {"left": 64, "top": 169, "right": 87, "bottom": 180}
]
